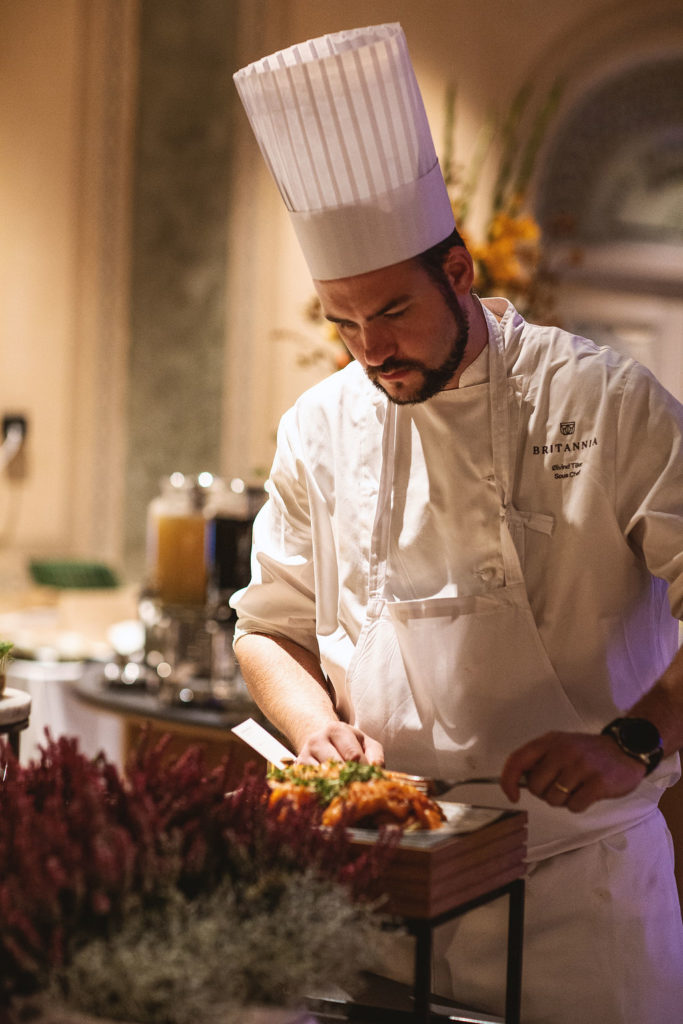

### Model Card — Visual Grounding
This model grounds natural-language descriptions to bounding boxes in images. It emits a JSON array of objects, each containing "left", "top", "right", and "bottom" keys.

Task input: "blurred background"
[{"left": 1, "top": 0, "right": 681, "bottom": 591}]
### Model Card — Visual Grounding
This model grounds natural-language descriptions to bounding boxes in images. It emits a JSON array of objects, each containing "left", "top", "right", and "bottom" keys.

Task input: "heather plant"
[
  {"left": 0, "top": 732, "right": 395, "bottom": 1016},
  {"left": 43, "top": 871, "right": 380, "bottom": 1023}
]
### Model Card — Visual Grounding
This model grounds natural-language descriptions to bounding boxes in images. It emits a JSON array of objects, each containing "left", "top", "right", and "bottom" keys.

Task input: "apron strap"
[
  {"left": 367, "top": 402, "right": 397, "bottom": 614},
  {"left": 478, "top": 302, "right": 557, "bottom": 586},
  {"left": 481, "top": 301, "right": 513, "bottom": 508}
]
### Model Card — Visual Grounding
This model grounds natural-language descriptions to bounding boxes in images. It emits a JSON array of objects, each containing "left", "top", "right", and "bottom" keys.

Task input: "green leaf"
[
  {"left": 441, "top": 82, "right": 457, "bottom": 187},
  {"left": 512, "top": 77, "right": 565, "bottom": 203},
  {"left": 491, "top": 80, "right": 533, "bottom": 215}
]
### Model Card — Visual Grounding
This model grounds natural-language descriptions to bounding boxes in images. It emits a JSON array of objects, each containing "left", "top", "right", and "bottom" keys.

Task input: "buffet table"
[
  {"left": 6, "top": 655, "right": 268, "bottom": 777},
  {"left": 7, "top": 659, "right": 123, "bottom": 765},
  {"left": 72, "top": 662, "right": 271, "bottom": 780}
]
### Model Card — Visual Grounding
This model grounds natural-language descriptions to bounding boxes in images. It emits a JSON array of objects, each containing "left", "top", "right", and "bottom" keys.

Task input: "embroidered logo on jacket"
[
  {"left": 530, "top": 427, "right": 599, "bottom": 481},
  {"left": 532, "top": 436, "right": 598, "bottom": 455}
]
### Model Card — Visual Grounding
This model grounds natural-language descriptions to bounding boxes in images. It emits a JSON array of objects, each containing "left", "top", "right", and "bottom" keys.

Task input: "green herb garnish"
[{"left": 267, "top": 761, "right": 386, "bottom": 807}]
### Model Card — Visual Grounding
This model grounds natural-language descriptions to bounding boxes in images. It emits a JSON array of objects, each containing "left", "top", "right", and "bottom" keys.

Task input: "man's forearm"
[
  {"left": 628, "top": 642, "right": 683, "bottom": 757},
  {"left": 234, "top": 632, "right": 339, "bottom": 753}
]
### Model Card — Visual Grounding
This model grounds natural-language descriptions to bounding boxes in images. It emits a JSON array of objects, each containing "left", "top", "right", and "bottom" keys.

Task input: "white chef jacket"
[
  {"left": 233, "top": 298, "right": 683, "bottom": 1021},
  {"left": 234, "top": 298, "right": 683, "bottom": 762}
]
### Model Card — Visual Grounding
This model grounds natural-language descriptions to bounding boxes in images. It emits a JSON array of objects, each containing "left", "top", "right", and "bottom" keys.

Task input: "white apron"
[
  {"left": 339, "top": 305, "right": 683, "bottom": 1020},
  {"left": 344, "top": 304, "right": 665, "bottom": 857}
]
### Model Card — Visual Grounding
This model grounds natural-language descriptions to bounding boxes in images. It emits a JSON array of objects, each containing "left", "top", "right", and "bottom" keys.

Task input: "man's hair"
[{"left": 414, "top": 226, "right": 467, "bottom": 300}]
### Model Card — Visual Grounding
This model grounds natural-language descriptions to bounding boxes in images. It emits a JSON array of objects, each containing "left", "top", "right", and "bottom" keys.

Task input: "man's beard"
[{"left": 366, "top": 298, "right": 469, "bottom": 405}]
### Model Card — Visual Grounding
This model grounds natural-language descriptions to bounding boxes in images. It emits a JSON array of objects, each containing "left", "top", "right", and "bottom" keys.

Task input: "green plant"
[
  {"left": 0, "top": 640, "right": 13, "bottom": 694},
  {"left": 42, "top": 871, "right": 380, "bottom": 1024}
]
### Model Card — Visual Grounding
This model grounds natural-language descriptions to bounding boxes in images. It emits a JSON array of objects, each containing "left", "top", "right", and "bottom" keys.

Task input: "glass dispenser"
[
  {"left": 146, "top": 472, "right": 209, "bottom": 606},
  {"left": 137, "top": 473, "right": 265, "bottom": 708}
]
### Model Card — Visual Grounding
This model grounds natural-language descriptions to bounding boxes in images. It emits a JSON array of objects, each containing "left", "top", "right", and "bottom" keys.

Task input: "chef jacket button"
[{"left": 475, "top": 566, "right": 497, "bottom": 583}]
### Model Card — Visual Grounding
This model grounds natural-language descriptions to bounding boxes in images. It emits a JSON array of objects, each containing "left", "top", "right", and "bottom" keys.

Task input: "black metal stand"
[{"left": 310, "top": 877, "right": 525, "bottom": 1024}]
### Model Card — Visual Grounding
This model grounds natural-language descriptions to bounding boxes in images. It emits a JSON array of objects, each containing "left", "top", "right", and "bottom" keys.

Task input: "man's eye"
[{"left": 384, "top": 309, "right": 406, "bottom": 319}]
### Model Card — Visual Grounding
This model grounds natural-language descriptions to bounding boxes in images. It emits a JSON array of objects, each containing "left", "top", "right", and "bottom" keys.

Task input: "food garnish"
[{"left": 267, "top": 761, "right": 445, "bottom": 831}]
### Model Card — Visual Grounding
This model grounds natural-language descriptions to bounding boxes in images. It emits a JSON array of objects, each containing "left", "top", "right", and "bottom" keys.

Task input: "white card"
[{"left": 231, "top": 718, "right": 295, "bottom": 768}]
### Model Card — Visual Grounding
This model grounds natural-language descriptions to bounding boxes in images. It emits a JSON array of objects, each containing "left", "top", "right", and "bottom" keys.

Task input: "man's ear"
[{"left": 442, "top": 246, "right": 475, "bottom": 295}]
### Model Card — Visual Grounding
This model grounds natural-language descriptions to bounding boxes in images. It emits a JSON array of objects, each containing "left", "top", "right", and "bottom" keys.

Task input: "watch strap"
[{"left": 601, "top": 717, "right": 663, "bottom": 775}]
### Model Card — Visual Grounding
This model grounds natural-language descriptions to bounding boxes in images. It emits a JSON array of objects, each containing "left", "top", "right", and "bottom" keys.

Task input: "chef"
[{"left": 230, "top": 23, "right": 683, "bottom": 1023}]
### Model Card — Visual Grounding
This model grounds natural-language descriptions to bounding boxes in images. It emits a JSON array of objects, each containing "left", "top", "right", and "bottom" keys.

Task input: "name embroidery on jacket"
[{"left": 530, "top": 422, "right": 599, "bottom": 481}]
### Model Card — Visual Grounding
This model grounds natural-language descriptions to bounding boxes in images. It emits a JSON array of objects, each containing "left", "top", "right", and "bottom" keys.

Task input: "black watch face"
[{"left": 618, "top": 718, "right": 661, "bottom": 755}]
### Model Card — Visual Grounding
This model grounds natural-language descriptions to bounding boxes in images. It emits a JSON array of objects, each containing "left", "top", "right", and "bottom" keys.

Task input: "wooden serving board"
[{"left": 352, "top": 808, "right": 527, "bottom": 919}]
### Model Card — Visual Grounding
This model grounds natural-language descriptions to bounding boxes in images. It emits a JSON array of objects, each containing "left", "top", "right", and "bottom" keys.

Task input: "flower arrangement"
[
  {"left": 442, "top": 78, "right": 564, "bottom": 320},
  {"left": 0, "top": 732, "right": 394, "bottom": 1023}
]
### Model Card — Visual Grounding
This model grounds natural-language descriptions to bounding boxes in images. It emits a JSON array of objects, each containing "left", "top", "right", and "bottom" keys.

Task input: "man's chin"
[
  {"left": 368, "top": 373, "right": 424, "bottom": 405},
  {"left": 368, "top": 371, "right": 445, "bottom": 406}
]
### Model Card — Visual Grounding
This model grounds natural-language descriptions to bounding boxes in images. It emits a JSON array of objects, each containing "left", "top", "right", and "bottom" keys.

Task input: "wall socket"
[{"left": 2, "top": 414, "right": 29, "bottom": 480}]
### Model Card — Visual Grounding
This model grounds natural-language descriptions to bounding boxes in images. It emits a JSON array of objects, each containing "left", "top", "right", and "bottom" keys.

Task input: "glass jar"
[{"left": 145, "top": 472, "right": 212, "bottom": 607}]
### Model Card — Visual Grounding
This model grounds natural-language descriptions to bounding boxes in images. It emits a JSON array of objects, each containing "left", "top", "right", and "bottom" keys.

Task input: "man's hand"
[
  {"left": 501, "top": 731, "right": 647, "bottom": 812},
  {"left": 297, "top": 722, "right": 385, "bottom": 766},
  {"left": 235, "top": 633, "right": 384, "bottom": 766}
]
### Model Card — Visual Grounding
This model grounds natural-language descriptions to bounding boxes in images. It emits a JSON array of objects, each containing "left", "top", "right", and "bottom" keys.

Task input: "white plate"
[{"left": 348, "top": 801, "right": 507, "bottom": 848}]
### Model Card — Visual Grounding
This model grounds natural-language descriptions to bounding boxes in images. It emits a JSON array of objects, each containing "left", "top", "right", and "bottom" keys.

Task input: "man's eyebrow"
[{"left": 324, "top": 294, "right": 411, "bottom": 324}]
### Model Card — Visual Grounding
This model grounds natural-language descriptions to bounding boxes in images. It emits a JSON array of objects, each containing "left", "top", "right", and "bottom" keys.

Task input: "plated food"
[{"left": 267, "top": 761, "right": 446, "bottom": 831}]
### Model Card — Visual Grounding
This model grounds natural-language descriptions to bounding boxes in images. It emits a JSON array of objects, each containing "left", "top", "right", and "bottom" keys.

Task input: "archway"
[{"left": 530, "top": 15, "right": 683, "bottom": 402}]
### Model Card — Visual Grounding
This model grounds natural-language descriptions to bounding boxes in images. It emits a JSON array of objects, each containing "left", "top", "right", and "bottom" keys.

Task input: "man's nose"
[{"left": 361, "top": 322, "right": 396, "bottom": 367}]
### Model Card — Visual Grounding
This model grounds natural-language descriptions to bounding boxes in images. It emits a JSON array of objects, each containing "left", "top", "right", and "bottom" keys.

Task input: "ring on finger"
[{"left": 552, "top": 781, "right": 571, "bottom": 794}]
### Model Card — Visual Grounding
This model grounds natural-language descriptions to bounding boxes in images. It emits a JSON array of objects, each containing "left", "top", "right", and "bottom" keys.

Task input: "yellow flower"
[
  {"left": 489, "top": 211, "right": 540, "bottom": 244},
  {"left": 460, "top": 206, "right": 541, "bottom": 293}
]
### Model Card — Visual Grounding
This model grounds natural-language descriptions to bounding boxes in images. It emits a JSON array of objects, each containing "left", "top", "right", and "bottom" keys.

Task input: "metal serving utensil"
[{"left": 388, "top": 771, "right": 529, "bottom": 797}]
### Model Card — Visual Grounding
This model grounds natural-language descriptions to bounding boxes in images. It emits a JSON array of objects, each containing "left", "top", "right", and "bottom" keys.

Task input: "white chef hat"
[{"left": 233, "top": 23, "right": 455, "bottom": 280}]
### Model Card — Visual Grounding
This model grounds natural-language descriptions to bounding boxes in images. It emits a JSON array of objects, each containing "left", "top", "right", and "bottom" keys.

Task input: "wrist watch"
[{"left": 601, "top": 717, "right": 663, "bottom": 775}]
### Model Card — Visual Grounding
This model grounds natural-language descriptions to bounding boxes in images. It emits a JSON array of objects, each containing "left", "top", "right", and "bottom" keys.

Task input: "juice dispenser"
[{"left": 139, "top": 472, "right": 264, "bottom": 707}]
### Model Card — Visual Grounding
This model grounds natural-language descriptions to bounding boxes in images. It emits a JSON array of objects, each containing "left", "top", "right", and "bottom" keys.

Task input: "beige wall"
[
  {"left": 0, "top": 0, "right": 137, "bottom": 588},
  {"left": 0, "top": 0, "right": 82, "bottom": 581}
]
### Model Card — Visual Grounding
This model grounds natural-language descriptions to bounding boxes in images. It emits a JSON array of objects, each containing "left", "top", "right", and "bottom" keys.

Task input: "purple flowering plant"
[{"left": 0, "top": 732, "right": 395, "bottom": 1009}]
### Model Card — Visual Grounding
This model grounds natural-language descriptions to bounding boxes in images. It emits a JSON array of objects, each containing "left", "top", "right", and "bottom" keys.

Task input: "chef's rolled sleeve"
[{"left": 231, "top": 408, "right": 321, "bottom": 658}]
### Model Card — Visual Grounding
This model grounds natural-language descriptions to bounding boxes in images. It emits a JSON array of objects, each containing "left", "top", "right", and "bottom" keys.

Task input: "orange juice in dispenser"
[{"left": 146, "top": 472, "right": 209, "bottom": 606}]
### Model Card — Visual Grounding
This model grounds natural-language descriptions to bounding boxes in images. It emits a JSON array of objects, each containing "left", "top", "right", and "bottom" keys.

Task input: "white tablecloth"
[{"left": 7, "top": 659, "right": 123, "bottom": 767}]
